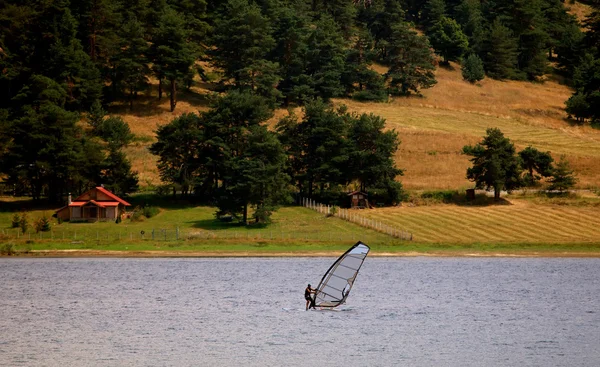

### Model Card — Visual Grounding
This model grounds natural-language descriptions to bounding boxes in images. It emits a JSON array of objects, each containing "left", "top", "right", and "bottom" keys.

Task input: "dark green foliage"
[
  {"left": 358, "top": 0, "right": 406, "bottom": 59},
  {"left": 547, "top": 156, "right": 577, "bottom": 193},
  {"left": 385, "top": 22, "right": 437, "bottom": 95},
  {"left": 11, "top": 213, "right": 21, "bottom": 228},
  {"left": 454, "top": 0, "right": 485, "bottom": 55},
  {"left": 149, "top": 113, "right": 202, "bottom": 197},
  {"left": 461, "top": 54, "right": 485, "bottom": 83},
  {"left": 102, "top": 147, "right": 139, "bottom": 196},
  {"left": 303, "top": 16, "right": 347, "bottom": 101},
  {"left": 142, "top": 205, "right": 160, "bottom": 218},
  {"left": 87, "top": 100, "right": 107, "bottom": 132},
  {"left": 5, "top": 76, "right": 87, "bottom": 201},
  {"left": 462, "top": 128, "right": 522, "bottom": 200},
  {"left": 421, "top": 0, "right": 446, "bottom": 31},
  {"left": 209, "top": 0, "right": 276, "bottom": 92},
  {"left": 342, "top": 30, "right": 386, "bottom": 100},
  {"left": 311, "top": 0, "right": 357, "bottom": 37},
  {"left": 482, "top": 19, "right": 519, "bottom": 79},
  {"left": 428, "top": 16, "right": 469, "bottom": 64},
  {"left": 519, "top": 146, "right": 554, "bottom": 186},
  {"left": 150, "top": 7, "right": 196, "bottom": 111},
  {"left": 555, "top": 22, "right": 585, "bottom": 75},
  {"left": 112, "top": 17, "right": 151, "bottom": 110},
  {"left": 276, "top": 100, "right": 404, "bottom": 201},
  {"left": 347, "top": 112, "right": 403, "bottom": 193},
  {"left": 566, "top": 54, "right": 600, "bottom": 123},
  {"left": 565, "top": 93, "right": 591, "bottom": 123},
  {"left": 97, "top": 116, "right": 134, "bottom": 149}
]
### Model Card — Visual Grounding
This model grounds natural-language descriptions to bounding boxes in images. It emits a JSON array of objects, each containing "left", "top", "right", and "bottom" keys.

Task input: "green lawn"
[{"left": 2, "top": 196, "right": 600, "bottom": 256}]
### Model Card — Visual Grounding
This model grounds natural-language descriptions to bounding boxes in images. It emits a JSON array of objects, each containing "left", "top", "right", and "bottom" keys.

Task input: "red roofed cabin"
[{"left": 55, "top": 187, "right": 131, "bottom": 222}]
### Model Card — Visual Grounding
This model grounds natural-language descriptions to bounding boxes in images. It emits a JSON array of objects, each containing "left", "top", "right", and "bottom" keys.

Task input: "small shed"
[
  {"left": 348, "top": 190, "right": 369, "bottom": 209},
  {"left": 55, "top": 187, "right": 131, "bottom": 222}
]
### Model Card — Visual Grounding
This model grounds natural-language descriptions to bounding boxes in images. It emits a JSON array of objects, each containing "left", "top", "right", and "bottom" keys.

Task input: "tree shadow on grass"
[
  {"left": 0, "top": 198, "right": 61, "bottom": 212},
  {"left": 190, "top": 218, "right": 269, "bottom": 231},
  {"left": 456, "top": 195, "right": 512, "bottom": 207},
  {"left": 415, "top": 191, "right": 512, "bottom": 207},
  {"left": 107, "top": 86, "right": 212, "bottom": 117},
  {"left": 126, "top": 193, "right": 202, "bottom": 210}
]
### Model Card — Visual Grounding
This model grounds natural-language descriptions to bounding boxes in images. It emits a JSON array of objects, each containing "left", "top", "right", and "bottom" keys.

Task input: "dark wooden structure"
[{"left": 348, "top": 190, "right": 369, "bottom": 209}]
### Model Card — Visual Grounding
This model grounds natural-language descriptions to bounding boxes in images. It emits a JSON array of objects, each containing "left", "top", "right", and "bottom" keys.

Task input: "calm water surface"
[{"left": 0, "top": 258, "right": 599, "bottom": 366}]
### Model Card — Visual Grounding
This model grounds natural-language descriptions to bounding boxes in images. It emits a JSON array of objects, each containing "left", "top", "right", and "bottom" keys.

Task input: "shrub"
[
  {"left": 352, "top": 90, "right": 387, "bottom": 102},
  {"left": 421, "top": 190, "right": 461, "bottom": 203},
  {"left": 253, "top": 206, "right": 273, "bottom": 224},
  {"left": 130, "top": 207, "right": 145, "bottom": 222},
  {"left": 462, "top": 54, "right": 485, "bottom": 83},
  {"left": 142, "top": 206, "right": 160, "bottom": 218},
  {"left": 11, "top": 213, "right": 20, "bottom": 228},
  {"left": 1, "top": 243, "right": 15, "bottom": 256},
  {"left": 19, "top": 213, "right": 29, "bottom": 234},
  {"left": 33, "top": 214, "right": 51, "bottom": 233}
]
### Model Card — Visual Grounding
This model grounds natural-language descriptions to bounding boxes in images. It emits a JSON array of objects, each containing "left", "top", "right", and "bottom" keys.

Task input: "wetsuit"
[{"left": 305, "top": 287, "right": 313, "bottom": 301}]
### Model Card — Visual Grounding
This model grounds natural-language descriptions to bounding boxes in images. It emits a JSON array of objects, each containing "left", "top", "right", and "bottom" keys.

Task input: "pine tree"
[
  {"left": 304, "top": 16, "right": 347, "bottom": 101},
  {"left": 519, "top": 146, "right": 554, "bottom": 186},
  {"left": 462, "top": 128, "right": 522, "bottom": 200},
  {"left": 149, "top": 113, "right": 203, "bottom": 197},
  {"left": 150, "top": 7, "right": 196, "bottom": 112},
  {"left": 87, "top": 100, "right": 106, "bottom": 132},
  {"left": 482, "top": 19, "right": 519, "bottom": 79},
  {"left": 454, "top": 0, "right": 485, "bottom": 56},
  {"left": 113, "top": 17, "right": 150, "bottom": 110},
  {"left": 209, "top": 0, "right": 276, "bottom": 89},
  {"left": 96, "top": 116, "right": 134, "bottom": 150},
  {"left": 428, "top": 16, "right": 469, "bottom": 64},
  {"left": 421, "top": 0, "right": 446, "bottom": 31},
  {"left": 217, "top": 125, "right": 290, "bottom": 224},
  {"left": 269, "top": 6, "right": 310, "bottom": 105},
  {"left": 461, "top": 54, "right": 485, "bottom": 83},
  {"left": 547, "top": 155, "right": 577, "bottom": 194},
  {"left": 346, "top": 112, "right": 403, "bottom": 194},
  {"left": 342, "top": 30, "right": 386, "bottom": 101},
  {"left": 102, "top": 147, "right": 139, "bottom": 196},
  {"left": 385, "top": 22, "right": 437, "bottom": 95},
  {"left": 358, "top": 0, "right": 406, "bottom": 59}
]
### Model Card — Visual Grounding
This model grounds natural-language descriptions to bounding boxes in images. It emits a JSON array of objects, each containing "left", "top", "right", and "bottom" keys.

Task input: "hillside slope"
[{"left": 116, "top": 63, "right": 600, "bottom": 190}]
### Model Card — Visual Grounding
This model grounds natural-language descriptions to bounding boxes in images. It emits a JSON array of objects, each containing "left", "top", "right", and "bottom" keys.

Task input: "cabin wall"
[{"left": 56, "top": 207, "right": 70, "bottom": 221}]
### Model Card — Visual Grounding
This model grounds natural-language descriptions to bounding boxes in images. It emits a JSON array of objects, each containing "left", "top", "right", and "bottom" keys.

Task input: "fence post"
[
  {"left": 176, "top": 227, "right": 179, "bottom": 240},
  {"left": 152, "top": 228, "right": 155, "bottom": 240}
]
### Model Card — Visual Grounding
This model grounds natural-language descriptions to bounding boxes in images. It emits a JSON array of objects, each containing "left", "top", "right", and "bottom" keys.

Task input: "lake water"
[{"left": 0, "top": 257, "right": 599, "bottom": 367}]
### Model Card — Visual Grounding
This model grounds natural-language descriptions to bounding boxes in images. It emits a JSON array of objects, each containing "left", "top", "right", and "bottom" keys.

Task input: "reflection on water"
[{"left": 0, "top": 258, "right": 599, "bottom": 366}]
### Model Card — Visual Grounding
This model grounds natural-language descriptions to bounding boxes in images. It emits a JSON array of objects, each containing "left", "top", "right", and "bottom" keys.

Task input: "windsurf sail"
[{"left": 314, "top": 241, "right": 370, "bottom": 308}]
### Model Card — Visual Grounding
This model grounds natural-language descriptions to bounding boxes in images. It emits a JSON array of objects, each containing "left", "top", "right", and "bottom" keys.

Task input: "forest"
[{"left": 1, "top": 0, "right": 599, "bottom": 223}]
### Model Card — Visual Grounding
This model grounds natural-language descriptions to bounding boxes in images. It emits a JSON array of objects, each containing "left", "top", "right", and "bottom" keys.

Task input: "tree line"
[
  {"left": 463, "top": 128, "right": 577, "bottom": 200},
  {"left": 149, "top": 92, "right": 403, "bottom": 224},
  {"left": 0, "top": 0, "right": 589, "bottom": 207}
]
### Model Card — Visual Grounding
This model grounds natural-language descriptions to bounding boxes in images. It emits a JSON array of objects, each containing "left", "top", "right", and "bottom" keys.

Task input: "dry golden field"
[
  {"left": 112, "top": 57, "right": 600, "bottom": 191},
  {"left": 356, "top": 197, "right": 600, "bottom": 244}
]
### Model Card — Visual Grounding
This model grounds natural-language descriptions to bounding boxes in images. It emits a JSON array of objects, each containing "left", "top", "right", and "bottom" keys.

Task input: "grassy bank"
[{"left": 2, "top": 195, "right": 600, "bottom": 257}]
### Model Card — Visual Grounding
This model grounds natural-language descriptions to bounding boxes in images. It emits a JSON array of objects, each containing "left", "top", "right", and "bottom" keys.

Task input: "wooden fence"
[{"left": 300, "top": 197, "right": 413, "bottom": 240}]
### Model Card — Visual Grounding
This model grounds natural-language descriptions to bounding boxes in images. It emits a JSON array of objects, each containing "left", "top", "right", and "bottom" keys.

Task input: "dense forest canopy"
[{"left": 0, "top": 0, "right": 598, "bottom": 213}]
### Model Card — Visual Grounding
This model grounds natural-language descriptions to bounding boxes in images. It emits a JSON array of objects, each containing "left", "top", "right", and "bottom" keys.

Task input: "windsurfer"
[{"left": 305, "top": 284, "right": 316, "bottom": 310}]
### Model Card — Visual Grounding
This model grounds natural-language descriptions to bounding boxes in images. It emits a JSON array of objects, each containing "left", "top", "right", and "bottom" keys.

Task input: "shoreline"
[{"left": 3, "top": 249, "right": 600, "bottom": 258}]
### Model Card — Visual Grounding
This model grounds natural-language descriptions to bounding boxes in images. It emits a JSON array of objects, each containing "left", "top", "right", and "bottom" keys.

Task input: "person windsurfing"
[{"left": 305, "top": 284, "right": 317, "bottom": 310}]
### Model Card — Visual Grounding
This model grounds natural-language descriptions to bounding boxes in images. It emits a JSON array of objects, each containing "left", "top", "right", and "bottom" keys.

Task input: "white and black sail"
[{"left": 314, "top": 241, "right": 370, "bottom": 308}]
